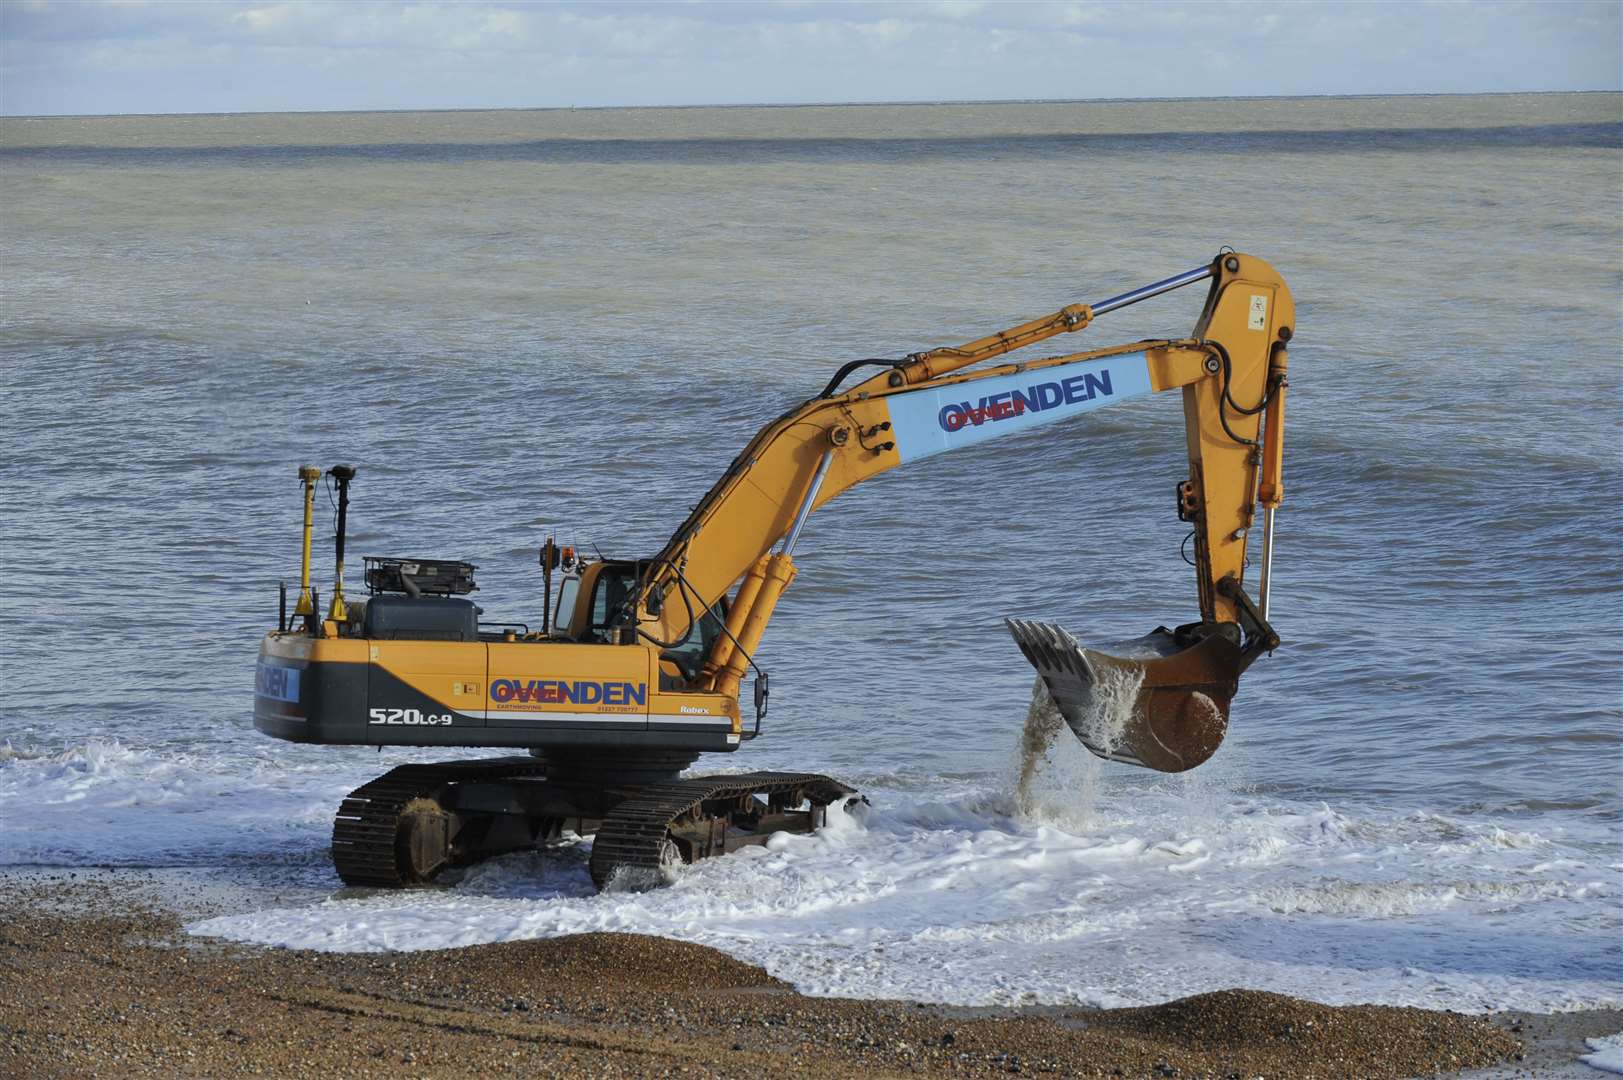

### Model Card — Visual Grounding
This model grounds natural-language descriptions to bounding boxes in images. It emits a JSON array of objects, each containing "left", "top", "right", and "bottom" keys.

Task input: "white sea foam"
[
  {"left": 0, "top": 738, "right": 406, "bottom": 867},
  {"left": 1583, "top": 1033, "right": 1623, "bottom": 1075},
  {"left": 180, "top": 772, "right": 1621, "bottom": 1013},
  {"left": 7, "top": 740, "right": 1616, "bottom": 1013}
]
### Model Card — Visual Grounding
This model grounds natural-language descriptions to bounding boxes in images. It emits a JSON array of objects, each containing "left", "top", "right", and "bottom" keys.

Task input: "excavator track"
[
  {"left": 331, "top": 757, "right": 548, "bottom": 887},
  {"left": 588, "top": 771, "right": 855, "bottom": 892}
]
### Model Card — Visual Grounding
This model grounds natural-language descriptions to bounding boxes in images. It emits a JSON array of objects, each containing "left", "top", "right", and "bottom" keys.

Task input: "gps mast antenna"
[
  {"left": 326, "top": 465, "right": 356, "bottom": 623},
  {"left": 294, "top": 465, "right": 320, "bottom": 618},
  {"left": 540, "top": 536, "right": 560, "bottom": 635}
]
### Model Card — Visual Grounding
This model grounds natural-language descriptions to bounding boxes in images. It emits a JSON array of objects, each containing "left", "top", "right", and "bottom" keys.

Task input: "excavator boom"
[{"left": 634, "top": 252, "right": 1293, "bottom": 770}]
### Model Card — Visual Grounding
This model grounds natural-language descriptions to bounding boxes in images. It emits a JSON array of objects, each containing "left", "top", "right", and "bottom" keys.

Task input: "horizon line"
[{"left": 4, "top": 88, "right": 1618, "bottom": 123}]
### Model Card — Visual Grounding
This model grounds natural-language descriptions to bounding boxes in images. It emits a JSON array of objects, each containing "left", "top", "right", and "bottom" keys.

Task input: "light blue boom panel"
[{"left": 885, "top": 352, "right": 1154, "bottom": 464}]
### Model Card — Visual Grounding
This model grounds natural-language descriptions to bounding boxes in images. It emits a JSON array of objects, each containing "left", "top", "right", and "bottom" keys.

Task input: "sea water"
[{"left": 2, "top": 94, "right": 1620, "bottom": 1012}]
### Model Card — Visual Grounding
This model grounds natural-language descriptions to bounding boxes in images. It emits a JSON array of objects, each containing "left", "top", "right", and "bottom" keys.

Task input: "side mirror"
[
  {"left": 539, "top": 539, "right": 561, "bottom": 570},
  {"left": 753, "top": 672, "right": 770, "bottom": 723}
]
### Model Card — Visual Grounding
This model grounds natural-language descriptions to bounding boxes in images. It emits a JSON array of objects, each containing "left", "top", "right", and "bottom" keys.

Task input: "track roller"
[
  {"left": 330, "top": 758, "right": 549, "bottom": 887},
  {"left": 588, "top": 772, "right": 855, "bottom": 892}
]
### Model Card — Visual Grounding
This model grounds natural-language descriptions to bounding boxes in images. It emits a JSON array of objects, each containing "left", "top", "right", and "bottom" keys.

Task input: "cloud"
[{"left": 1, "top": 0, "right": 1619, "bottom": 115}]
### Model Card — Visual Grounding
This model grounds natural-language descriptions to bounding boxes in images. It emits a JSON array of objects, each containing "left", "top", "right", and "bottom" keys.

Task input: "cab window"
[
  {"left": 552, "top": 575, "right": 580, "bottom": 637},
  {"left": 588, "top": 564, "right": 637, "bottom": 641},
  {"left": 662, "top": 600, "right": 727, "bottom": 681}
]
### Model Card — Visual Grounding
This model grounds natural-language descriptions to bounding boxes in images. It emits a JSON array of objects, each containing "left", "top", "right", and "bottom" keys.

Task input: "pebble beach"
[{"left": 7, "top": 872, "right": 1621, "bottom": 1079}]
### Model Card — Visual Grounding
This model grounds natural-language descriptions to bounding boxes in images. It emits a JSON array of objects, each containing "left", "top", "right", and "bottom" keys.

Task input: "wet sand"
[{"left": 6, "top": 876, "right": 1613, "bottom": 1080}]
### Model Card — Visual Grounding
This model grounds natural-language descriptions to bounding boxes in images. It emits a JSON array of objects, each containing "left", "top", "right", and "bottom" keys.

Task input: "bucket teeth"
[
  {"left": 1006, "top": 618, "right": 1085, "bottom": 680},
  {"left": 1005, "top": 617, "right": 1238, "bottom": 774}
]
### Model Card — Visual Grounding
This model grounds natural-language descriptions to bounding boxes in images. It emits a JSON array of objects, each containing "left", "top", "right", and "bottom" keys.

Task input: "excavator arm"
[{"left": 628, "top": 252, "right": 1294, "bottom": 771}]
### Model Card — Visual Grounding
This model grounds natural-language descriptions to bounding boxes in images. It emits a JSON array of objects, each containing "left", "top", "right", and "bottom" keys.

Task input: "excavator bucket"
[{"left": 1005, "top": 618, "right": 1249, "bottom": 773}]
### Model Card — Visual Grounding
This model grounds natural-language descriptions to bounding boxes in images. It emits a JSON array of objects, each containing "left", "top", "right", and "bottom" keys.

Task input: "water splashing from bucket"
[
  {"left": 1014, "top": 678, "right": 1065, "bottom": 817},
  {"left": 1006, "top": 618, "right": 1240, "bottom": 773},
  {"left": 1013, "top": 669, "right": 1141, "bottom": 829}
]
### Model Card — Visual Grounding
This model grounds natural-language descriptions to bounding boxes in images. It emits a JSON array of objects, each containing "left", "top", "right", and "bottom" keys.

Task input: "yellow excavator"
[{"left": 255, "top": 251, "right": 1293, "bottom": 890}]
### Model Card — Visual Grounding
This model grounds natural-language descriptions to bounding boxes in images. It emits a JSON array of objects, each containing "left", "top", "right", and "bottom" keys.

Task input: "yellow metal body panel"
[
  {"left": 263, "top": 633, "right": 368, "bottom": 664},
  {"left": 486, "top": 641, "right": 653, "bottom": 726},
  {"left": 259, "top": 629, "right": 737, "bottom": 745},
  {"left": 648, "top": 690, "right": 742, "bottom": 736},
  {"left": 369, "top": 639, "right": 485, "bottom": 717}
]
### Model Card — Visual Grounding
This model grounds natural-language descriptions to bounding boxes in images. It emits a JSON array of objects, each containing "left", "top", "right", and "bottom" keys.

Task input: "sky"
[{"left": 2, "top": 0, "right": 1620, "bottom": 117}]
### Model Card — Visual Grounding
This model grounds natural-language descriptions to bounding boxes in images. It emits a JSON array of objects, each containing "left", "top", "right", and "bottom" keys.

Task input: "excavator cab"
[
  {"left": 559, "top": 558, "right": 728, "bottom": 687},
  {"left": 551, "top": 559, "right": 646, "bottom": 642}
]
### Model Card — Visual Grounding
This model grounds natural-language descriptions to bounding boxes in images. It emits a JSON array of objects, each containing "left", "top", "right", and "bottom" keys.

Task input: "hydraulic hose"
[{"left": 819, "top": 358, "right": 903, "bottom": 398}]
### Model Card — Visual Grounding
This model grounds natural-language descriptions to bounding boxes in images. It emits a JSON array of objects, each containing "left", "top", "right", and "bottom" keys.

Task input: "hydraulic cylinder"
[
  {"left": 702, "top": 555, "right": 770, "bottom": 688},
  {"left": 715, "top": 553, "right": 797, "bottom": 700}
]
